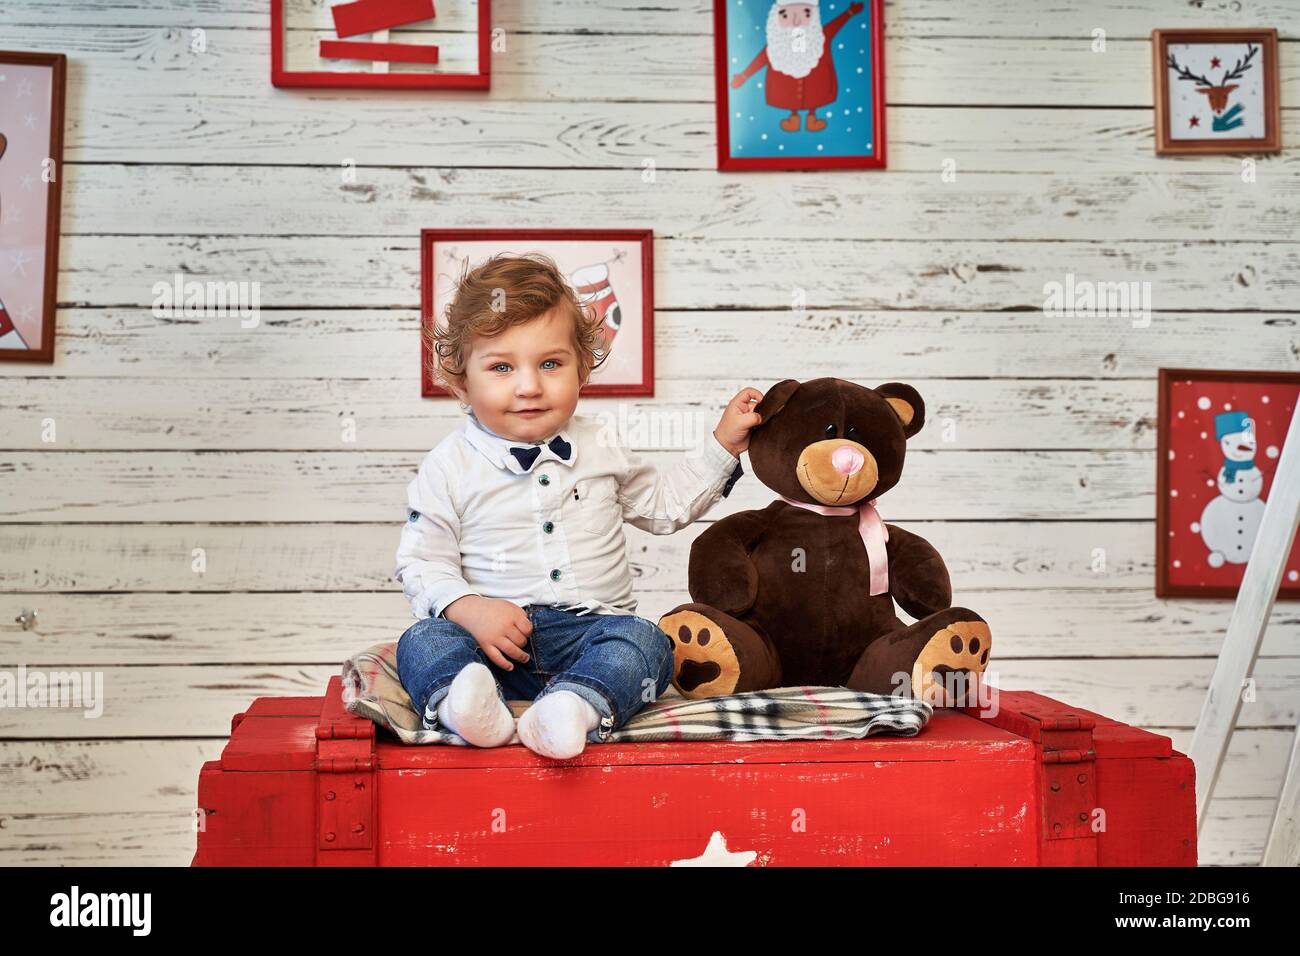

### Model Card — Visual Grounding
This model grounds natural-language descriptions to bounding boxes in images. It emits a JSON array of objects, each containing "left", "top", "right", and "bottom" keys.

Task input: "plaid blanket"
[{"left": 342, "top": 641, "right": 933, "bottom": 746}]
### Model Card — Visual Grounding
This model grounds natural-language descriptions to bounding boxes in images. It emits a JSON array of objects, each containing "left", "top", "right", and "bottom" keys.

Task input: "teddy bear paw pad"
[
  {"left": 659, "top": 608, "right": 742, "bottom": 698},
  {"left": 912, "top": 619, "right": 991, "bottom": 707}
]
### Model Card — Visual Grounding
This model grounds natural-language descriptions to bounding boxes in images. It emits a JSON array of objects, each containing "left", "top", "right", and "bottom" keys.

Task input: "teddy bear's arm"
[
  {"left": 686, "top": 509, "right": 771, "bottom": 616},
  {"left": 883, "top": 523, "right": 953, "bottom": 619}
]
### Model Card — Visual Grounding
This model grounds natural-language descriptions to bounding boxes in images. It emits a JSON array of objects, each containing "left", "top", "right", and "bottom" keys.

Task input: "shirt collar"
[{"left": 462, "top": 410, "right": 578, "bottom": 476}]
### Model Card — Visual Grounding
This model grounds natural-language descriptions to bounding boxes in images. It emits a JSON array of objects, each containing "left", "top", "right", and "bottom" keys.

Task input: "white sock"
[
  {"left": 435, "top": 662, "right": 516, "bottom": 748},
  {"left": 517, "top": 690, "right": 600, "bottom": 759}
]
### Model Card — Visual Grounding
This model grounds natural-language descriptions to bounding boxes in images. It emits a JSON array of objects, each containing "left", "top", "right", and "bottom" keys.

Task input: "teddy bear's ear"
[
  {"left": 754, "top": 379, "right": 800, "bottom": 426},
  {"left": 875, "top": 382, "right": 925, "bottom": 439}
]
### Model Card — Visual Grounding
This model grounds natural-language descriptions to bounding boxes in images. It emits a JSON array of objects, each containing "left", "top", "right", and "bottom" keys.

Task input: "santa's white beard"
[{"left": 765, "top": 15, "right": 826, "bottom": 79}]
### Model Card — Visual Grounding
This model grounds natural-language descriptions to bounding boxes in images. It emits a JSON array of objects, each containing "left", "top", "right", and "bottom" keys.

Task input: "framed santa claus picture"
[
  {"left": 421, "top": 229, "right": 654, "bottom": 398},
  {"left": 714, "top": 0, "right": 885, "bottom": 171},
  {"left": 0, "top": 50, "right": 65, "bottom": 362},
  {"left": 1156, "top": 367, "right": 1300, "bottom": 600}
]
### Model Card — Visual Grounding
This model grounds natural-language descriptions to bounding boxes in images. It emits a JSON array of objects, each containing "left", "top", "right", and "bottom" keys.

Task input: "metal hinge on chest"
[
  {"left": 1022, "top": 710, "right": 1098, "bottom": 844},
  {"left": 315, "top": 702, "right": 376, "bottom": 854}
]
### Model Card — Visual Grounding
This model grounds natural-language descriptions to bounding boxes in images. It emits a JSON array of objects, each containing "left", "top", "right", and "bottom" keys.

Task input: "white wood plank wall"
[{"left": 1, "top": 0, "right": 1297, "bottom": 865}]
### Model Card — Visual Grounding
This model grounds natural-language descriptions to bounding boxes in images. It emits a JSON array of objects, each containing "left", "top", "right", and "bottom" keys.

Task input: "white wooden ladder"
[{"left": 1189, "top": 405, "right": 1300, "bottom": 866}]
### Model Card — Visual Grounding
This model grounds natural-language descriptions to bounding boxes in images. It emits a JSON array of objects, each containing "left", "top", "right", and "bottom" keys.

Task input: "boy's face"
[{"left": 450, "top": 305, "right": 585, "bottom": 443}]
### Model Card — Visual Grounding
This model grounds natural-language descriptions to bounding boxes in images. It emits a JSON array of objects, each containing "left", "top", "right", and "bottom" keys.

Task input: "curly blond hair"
[{"left": 425, "top": 252, "right": 609, "bottom": 402}]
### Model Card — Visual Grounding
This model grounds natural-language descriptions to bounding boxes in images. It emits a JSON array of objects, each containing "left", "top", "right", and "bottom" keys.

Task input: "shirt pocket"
[{"left": 573, "top": 476, "right": 622, "bottom": 535}]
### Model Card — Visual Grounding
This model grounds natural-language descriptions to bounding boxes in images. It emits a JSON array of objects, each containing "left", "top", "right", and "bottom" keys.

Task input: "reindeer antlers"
[
  {"left": 1220, "top": 43, "right": 1259, "bottom": 83},
  {"left": 1166, "top": 43, "right": 1259, "bottom": 87},
  {"left": 1166, "top": 51, "right": 1213, "bottom": 87}
]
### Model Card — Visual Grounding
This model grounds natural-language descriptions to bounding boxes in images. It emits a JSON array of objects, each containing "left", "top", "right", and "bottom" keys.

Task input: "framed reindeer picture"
[
  {"left": 271, "top": 0, "right": 491, "bottom": 89},
  {"left": 1152, "top": 28, "right": 1280, "bottom": 155}
]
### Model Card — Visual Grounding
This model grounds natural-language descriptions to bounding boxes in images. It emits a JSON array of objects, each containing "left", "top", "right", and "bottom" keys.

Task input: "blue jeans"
[{"left": 396, "top": 604, "right": 676, "bottom": 743}]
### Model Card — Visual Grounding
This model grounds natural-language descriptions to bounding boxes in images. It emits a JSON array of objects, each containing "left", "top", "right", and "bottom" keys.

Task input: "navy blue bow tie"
[{"left": 509, "top": 435, "right": 572, "bottom": 472}]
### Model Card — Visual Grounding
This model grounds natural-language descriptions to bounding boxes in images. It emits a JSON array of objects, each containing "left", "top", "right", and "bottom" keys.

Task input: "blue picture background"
[{"left": 725, "top": 0, "right": 877, "bottom": 160}]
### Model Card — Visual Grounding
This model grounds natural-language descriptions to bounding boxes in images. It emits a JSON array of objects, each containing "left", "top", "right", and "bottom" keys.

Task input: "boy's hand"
[
  {"left": 441, "top": 595, "right": 532, "bottom": 671},
  {"left": 713, "top": 387, "right": 765, "bottom": 458}
]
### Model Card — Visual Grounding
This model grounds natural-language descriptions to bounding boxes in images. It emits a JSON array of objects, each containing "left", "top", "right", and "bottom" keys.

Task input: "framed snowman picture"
[{"left": 1156, "top": 368, "right": 1300, "bottom": 599}]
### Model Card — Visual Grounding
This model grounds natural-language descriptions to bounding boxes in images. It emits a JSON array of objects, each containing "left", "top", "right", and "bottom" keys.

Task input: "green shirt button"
[
  {"left": 538, "top": 474, "right": 550, "bottom": 485},
  {"left": 543, "top": 521, "right": 554, "bottom": 533},
  {"left": 550, "top": 569, "right": 562, "bottom": 580}
]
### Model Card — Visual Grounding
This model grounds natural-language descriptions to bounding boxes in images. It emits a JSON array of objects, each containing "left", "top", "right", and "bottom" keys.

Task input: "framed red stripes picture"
[
  {"left": 271, "top": 0, "right": 491, "bottom": 89},
  {"left": 421, "top": 229, "right": 655, "bottom": 398}
]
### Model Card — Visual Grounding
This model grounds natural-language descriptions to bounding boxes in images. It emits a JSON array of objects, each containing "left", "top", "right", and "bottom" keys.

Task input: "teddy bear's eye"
[
  {"left": 824, "top": 424, "right": 837, "bottom": 439},
  {"left": 847, "top": 425, "right": 861, "bottom": 443}
]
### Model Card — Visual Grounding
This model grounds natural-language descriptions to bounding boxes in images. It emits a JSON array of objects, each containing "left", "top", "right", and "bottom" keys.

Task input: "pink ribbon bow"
[{"left": 778, "top": 494, "right": 890, "bottom": 595}]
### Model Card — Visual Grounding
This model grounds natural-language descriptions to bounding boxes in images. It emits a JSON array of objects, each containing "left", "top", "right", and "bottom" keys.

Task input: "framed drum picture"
[
  {"left": 0, "top": 50, "right": 65, "bottom": 362},
  {"left": 1156, "top": 367, "right": 1300, "bottom": 599},
  {"left": 420, "top": 229, "right": 654, "bottom": 398}
]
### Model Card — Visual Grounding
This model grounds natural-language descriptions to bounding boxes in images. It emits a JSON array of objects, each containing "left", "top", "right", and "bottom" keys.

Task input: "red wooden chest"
[{"left": 192, "top": 677, "right": 1197, "bottom": 866}]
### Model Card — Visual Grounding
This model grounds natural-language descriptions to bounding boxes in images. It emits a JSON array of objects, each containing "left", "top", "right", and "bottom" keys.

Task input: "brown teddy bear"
[{"left": 658, "top": 377, "right": 991, "bottom": 706}]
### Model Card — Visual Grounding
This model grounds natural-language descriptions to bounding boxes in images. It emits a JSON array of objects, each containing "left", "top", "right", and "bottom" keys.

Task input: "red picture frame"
[
  {"left": 0, "top": 49, "right": 65, "bottom": 363},
  {"left": 1156, "top": 367, "right": 1300, "bottom": 599},
  {"left": 270, "top": 0, "right": 491, "bottom": 89},
  {"left": 420, "top": 228, "right": 655, "bottom": 398},
  {"left": 713, "top": 0, "right": 886, "bottom": 171}
]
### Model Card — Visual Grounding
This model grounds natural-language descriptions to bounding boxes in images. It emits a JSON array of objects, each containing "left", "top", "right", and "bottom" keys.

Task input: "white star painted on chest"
[{"left": 669, "top": 830, "right": 757, "bottom": 867}]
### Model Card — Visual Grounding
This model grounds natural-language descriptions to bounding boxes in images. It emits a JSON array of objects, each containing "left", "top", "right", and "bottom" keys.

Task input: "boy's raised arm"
[
  {"left": 615, "top": 429, "right": 743, "bottom": 536},
  {"left": 615, "top": 388, "right": 763, "bottom": 535}
]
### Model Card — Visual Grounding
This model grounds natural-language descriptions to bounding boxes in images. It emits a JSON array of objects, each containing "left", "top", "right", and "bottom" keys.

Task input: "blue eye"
[
  {"left": 490, "top": 363, "right": 511, "bottom": 373},
  {"left": 542, "top": 359, "right": 560, "bottom": 369}
]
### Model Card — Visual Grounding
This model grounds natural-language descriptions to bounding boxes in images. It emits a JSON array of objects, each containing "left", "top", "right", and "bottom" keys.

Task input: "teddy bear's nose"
[{"left": 831, "top": 446, "right": 864, "bottom": 476}]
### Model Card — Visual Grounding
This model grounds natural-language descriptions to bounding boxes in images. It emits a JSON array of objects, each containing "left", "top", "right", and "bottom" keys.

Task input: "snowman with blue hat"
[{"left": 1198, "top": 409, "right": 1266, "bottom": 568}]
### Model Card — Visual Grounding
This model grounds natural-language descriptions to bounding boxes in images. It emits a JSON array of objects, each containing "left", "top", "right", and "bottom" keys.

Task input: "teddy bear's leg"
[
  {"left": 657, "top": 603, "right": 782, "bottom": 699},
  {"left": 846, "top": 607, "right": 991, "bottom": 707}
]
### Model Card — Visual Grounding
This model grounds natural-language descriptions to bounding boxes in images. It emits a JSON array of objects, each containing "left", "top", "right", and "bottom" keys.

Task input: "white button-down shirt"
[{"left": 395, "top": 410, "right": 744, "bottom": 620}]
